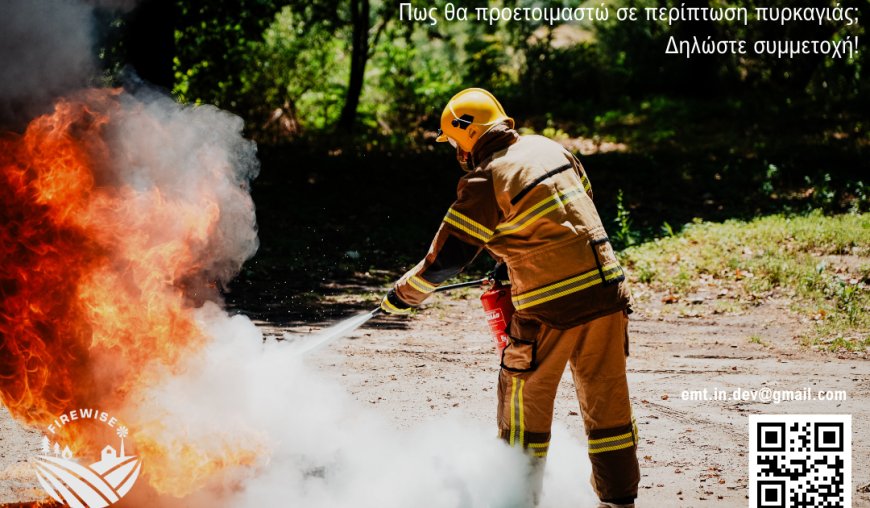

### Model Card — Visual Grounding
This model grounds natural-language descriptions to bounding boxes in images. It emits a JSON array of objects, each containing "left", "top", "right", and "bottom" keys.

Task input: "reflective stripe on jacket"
[{"left": 394, "top": 131, "right": 631, "bottom": 328}]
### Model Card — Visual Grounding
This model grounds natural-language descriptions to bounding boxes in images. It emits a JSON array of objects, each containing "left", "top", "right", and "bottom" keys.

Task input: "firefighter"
[{"left": 380, "top": 88, "right": 640, "bottom": 508}]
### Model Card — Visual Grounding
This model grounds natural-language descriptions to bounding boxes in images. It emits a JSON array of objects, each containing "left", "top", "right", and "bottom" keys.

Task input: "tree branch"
[{"left": 367, "top": 5, "right": 394, "bottom": 58}]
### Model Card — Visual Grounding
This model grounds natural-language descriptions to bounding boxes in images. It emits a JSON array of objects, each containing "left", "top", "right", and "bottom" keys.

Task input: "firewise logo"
[{"left": 31, "top": 408, "right": 142, "bottom": 507}]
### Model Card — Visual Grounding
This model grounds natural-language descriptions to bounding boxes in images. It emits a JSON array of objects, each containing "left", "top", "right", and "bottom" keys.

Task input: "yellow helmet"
[{"left": 436, "top": 88, "right": 514, "bottom": 152}]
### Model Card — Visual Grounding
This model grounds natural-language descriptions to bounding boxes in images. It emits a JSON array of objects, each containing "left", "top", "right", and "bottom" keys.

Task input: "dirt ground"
[
  {"left": 0, "top": 404, "right": 43, "bottom": 505},
  {"left": 1, "top": 288, "right": 868, "bottom": 507},
  {"left": 292, "top": 288, "right": 870, "bottom": 507}
]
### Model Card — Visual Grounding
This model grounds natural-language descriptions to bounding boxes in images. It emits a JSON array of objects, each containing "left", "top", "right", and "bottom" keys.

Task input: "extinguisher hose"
[
  {"left": 297, "top": 276, "right": 494, "bottom": 354},
  {"left": 432, "top": 278, "right": 489, "bottom": 293},
  {"left": 372, "top": 277, "right": 490, "bottom": 316}
]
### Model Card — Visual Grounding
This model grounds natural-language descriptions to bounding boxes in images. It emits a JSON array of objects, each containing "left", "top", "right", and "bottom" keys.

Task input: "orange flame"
[{"left": 0, "top": 89, "right": 260, "bottom": 497}]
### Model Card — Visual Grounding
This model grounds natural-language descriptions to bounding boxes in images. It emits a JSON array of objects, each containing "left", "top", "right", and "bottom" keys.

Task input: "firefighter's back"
[{"left": 483, "top": 135, "right": 631, "bottom": 328}]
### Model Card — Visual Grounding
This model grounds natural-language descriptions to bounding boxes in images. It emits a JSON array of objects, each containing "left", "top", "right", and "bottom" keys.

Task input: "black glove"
[
  {"left": 489, "top": 263, "right": 510, "bottom": 286},
  {"left": 379, "top": 288, "right": 413, "bottom": 315}
]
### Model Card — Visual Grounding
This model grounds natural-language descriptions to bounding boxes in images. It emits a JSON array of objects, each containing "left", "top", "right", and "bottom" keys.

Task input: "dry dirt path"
[
  {"left": 292, "top": 290, "right": 870, "bottom": 508},
  {"left": 0, "top": 405, "right": 43, "bottom": 504},
  {"left": 2, "top": 289, "right": 867, "bottom": 507}
]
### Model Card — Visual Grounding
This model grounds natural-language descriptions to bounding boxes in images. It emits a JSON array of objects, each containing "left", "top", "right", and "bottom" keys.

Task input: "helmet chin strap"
[{"left": 456, "top": 147, "right": 472, "bottom": 172}]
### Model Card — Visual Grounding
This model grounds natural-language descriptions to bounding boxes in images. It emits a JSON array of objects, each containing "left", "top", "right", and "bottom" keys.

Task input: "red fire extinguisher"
[{"left": 480, "top": 281, "right": 515, "bottom": 356}]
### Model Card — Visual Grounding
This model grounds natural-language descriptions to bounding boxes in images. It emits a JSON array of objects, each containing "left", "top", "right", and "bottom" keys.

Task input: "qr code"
[{"left": 750, "top": 415, "right": 852, "bottom": 508}]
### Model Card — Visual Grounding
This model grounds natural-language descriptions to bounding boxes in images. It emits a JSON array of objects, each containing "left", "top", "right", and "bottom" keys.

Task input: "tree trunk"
[{"left": 337, "top": 0, "right": 370, "bottom": 133}]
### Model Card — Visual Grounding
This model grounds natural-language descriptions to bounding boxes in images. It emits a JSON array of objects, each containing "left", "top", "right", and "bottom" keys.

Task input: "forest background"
[{"left": 97, "top": 0, "right": 867, "bottom": 347}]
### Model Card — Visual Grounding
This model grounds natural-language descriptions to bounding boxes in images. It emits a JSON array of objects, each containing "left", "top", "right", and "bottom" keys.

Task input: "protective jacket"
[{"left": 391, "top": 125, "right": 631, "bottom": 328}]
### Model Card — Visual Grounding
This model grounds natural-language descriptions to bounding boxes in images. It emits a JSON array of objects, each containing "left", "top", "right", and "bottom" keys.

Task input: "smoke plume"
[
  {"left": 0, "top": 0, "right": 97, "bottom": 128},
  {"left": 0, "top": 1, "right": 598, "bottom": 506}
]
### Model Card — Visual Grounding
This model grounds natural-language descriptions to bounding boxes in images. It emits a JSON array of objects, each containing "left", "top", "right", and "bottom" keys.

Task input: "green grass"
[
  {"left": 620, "top": 211, "right": 870, "bottom": 351},
  {"left": 748, "top": 335, "right": 768, "bottom": 347}
]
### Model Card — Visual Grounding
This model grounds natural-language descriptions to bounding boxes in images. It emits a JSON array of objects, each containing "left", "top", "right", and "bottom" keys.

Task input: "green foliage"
[
  {"left": 748, "top": 335, "right": 768, "bottom": 346},
  {"left": 520, "top": 39, "right": 604, "bottom": 116},
  {"left": 163, "top": 0, "right": 866, "bottom": 153},
  {"left": 243, "top": 6, "right": 348, "bottom": 140},
  {"left": 463, "top": 33, "right": 514, "bottom": 95},
  {"left": 847, "top": 181, "right": 868, "bottom": 214},
  {"left": 804, "top": 173, "right": 837, "bottom": 211},
  {"left": 612, "top": 189, "right": 639, "bottom": 249},
  {"left": 173, "top": 0, "right": 283, "bottom": 109},
  {"left": 593, "top": 0, "right": 685, "bottom": 97},
  {"left": 761, "top": 164, "right": 779, "bottom": 198},
  {"left": 621, "top": 212, "right": 870, "bottom": 350},
  {"left": 360, "top": 24, "right": 464, "bottom": 143}
]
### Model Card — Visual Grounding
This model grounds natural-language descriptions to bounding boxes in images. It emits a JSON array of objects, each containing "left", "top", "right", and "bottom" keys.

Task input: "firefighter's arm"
[
  {"left": 568, "top": 151, "right": 593, "bottom": 200},
  {"left": 384, "top": 170, "right": 499, "bottom": 312}
]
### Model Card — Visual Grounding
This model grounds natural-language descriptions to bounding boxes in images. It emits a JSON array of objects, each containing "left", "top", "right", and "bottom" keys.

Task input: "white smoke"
[
  {"left": 85, "top": 86, "right": 598, "bottom": 506},
  {"left": 87, "top": 87, "right": 597, "bottom": 508},
  {"left": 0, "top": 0, "right": 96, "bottom": 126},
  {"left": 128, "top": 304, "right": 534, "bottom": 507},
  {"left": 540, "top": 425, "right": 600, "bottom": 508},
  {"left": 0, "top": 0, "right": 144, "bottom": 127},
  {"left": 127, "top": 303, "right": 598, "bottom": 507},
  {"left": 1, "top": 0, "right": 601, "bottom": 505},
  {"left": 107, "top": 89, "right": 260, "bottom": 287}
]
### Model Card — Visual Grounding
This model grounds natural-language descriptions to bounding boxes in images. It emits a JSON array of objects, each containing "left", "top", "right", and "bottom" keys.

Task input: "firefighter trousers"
[{"left": 497, "top": 309, "right": 640, "bottom": 504}]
